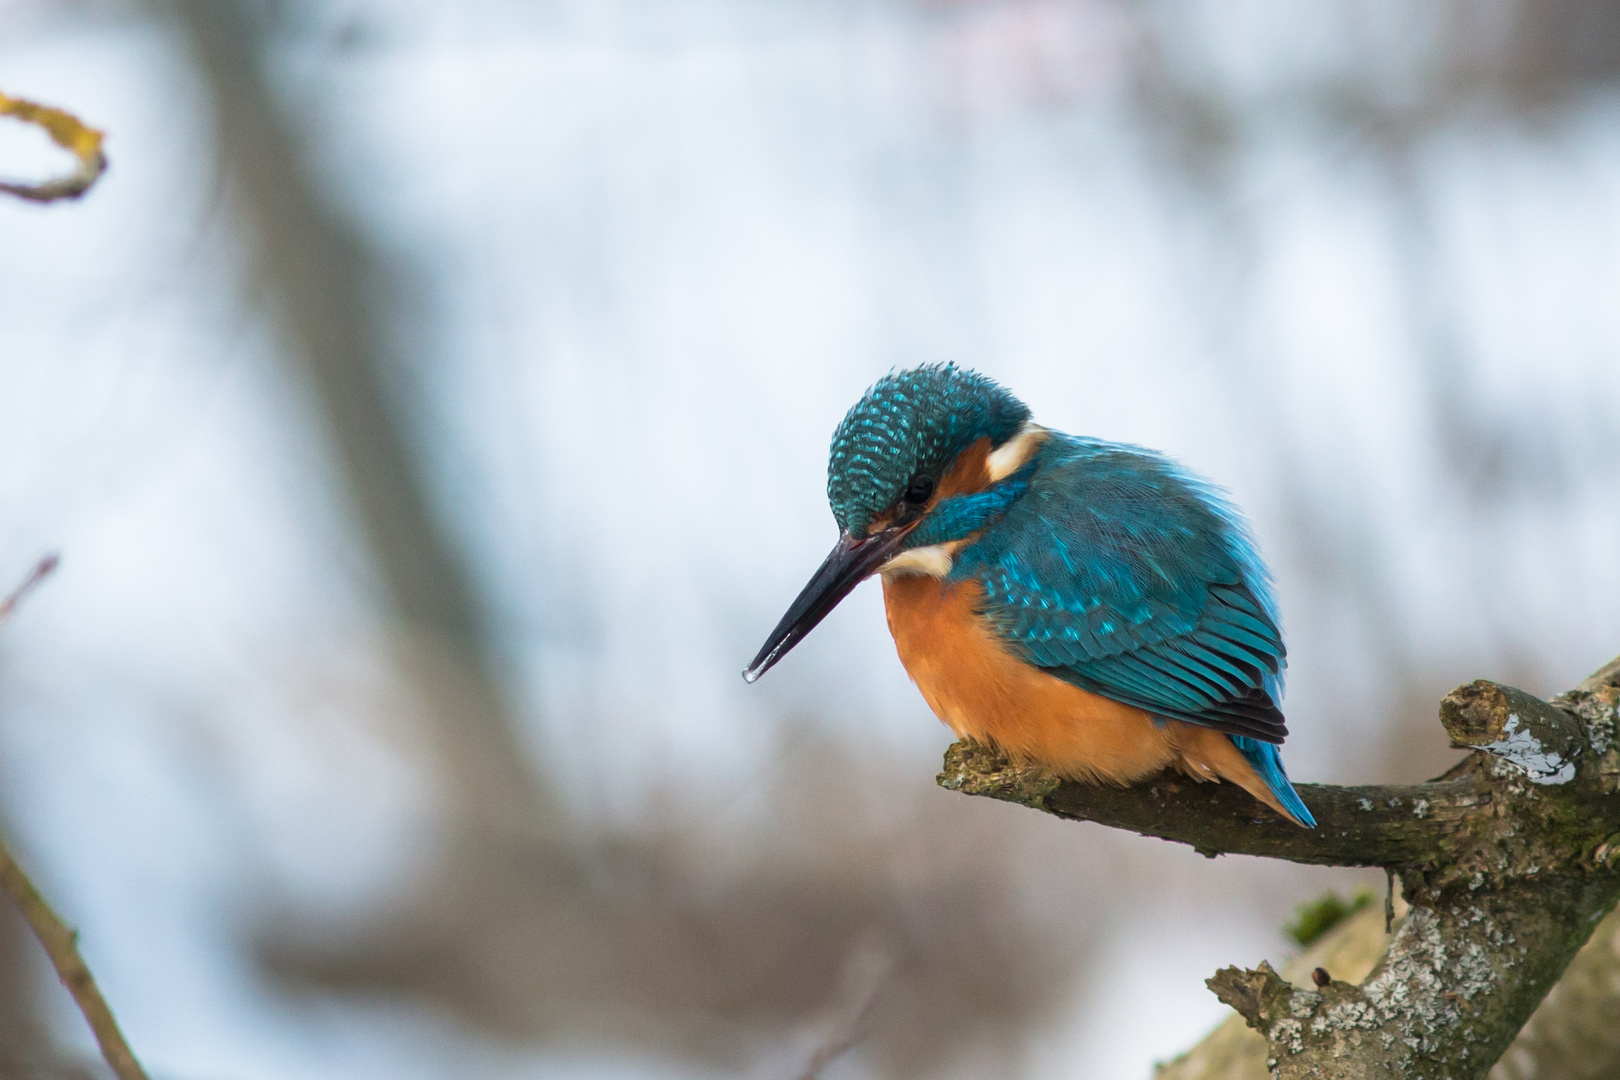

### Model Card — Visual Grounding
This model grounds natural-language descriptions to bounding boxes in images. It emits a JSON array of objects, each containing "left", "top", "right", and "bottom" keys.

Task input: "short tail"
[{"left": 1232, "top": 736, "right": 1315, "bottom": 828}]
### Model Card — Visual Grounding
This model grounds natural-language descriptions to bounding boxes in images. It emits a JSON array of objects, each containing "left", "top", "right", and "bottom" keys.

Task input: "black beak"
[{"left": 743, "top": 528, "right": 909, "bottom": 682}]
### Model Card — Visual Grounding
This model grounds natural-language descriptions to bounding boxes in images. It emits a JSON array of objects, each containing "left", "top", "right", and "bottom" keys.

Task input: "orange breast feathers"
[
  {"left": 883, "top": 575, "right": 1177, "bottom": 784},
  {"left": 881, "top": 575, "right": 1294, "bottom": 815}
]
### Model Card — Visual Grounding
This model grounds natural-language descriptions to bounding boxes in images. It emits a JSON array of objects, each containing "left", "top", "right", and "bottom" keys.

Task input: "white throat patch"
[{"left": 879, "top": 544, "right": 956, "bottom": 580}]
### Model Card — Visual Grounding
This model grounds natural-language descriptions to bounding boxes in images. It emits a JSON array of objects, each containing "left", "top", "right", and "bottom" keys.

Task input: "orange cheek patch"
[
  {"left": 931, "top": 437, "right": 993, "bottom": 502},
  {"left": 859, "top": 438, "right": 995, "bottom": 539}
]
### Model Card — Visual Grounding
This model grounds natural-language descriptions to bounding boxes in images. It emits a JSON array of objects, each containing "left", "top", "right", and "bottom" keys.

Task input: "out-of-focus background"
[{"left": 1, "top": 2, "right": 1618, "bottom": 1078}]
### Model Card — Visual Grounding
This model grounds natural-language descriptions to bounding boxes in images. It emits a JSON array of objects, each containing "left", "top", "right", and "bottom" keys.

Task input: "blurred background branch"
[
  {"left": 0, "top": 829, "right": 148, "bottom": 1080},
  {"left": 169, "top": 0, "right": 555, "bottom": 843},
  {"left": 0, "top": 90, "right": 105, "bottom": 202},
  {"left": 0, "top": 559, "right": 148, "bottom": 1080},
  {"left": 159, "top": 4, "right": 1097, "bottom": 1076}
]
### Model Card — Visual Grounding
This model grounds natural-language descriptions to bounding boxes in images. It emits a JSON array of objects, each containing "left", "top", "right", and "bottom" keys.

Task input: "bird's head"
[{"left": 744, "top": 363, "right": 1040, "bottom": 682}]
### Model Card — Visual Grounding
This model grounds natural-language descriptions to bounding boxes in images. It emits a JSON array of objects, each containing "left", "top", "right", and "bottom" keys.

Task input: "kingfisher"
[{"left": 744, "top": 364, "right": 1314, "bottom": 827}]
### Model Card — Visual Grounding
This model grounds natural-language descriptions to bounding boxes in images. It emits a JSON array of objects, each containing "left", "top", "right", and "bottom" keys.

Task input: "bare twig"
[
  {"left": 0, "top": 847, "right": 150, "bottom": 1080},
  {"left": 0, "top": 94, "right": 107, "bottom": 203},
  {"left": 794, "top": 939, "right": 895, "bottom": 1080},
  {"left": 0, "top": 556, "right": 150, "bottom": 1080},
  {"left": 0, "top": 555, "right": 59, "bottom": 624}
]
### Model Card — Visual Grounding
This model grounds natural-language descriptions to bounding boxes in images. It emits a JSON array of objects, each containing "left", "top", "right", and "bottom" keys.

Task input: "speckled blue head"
[
  {"left": 828, "top": 364, "right": 1031, "bottom": 538},
  {"left": 743, "top": 364, "right": 1030, "bottom": 682}
]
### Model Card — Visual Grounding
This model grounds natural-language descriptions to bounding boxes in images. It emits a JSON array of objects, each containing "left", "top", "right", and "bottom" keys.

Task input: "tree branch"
[
  {"left": 0, "top": 93, "right": 107, "bottom": 203},
  {"left": 170, "top": 0, "right": 557, "bottom": 842},
  {"left": 939, "top": 740, "right": 1482, "bottom": 867},
  {"left": 938, "top": 653, "right": 1620, "bottom": 1079},
  {"left": 0, "top": 558, "right": 150, "bottom": 1080},
  {"left": 0, "top": 842, "right": 149, "bottom": 1080},
  {"left": 1155, "top": 898, "right": 1402, "bottom": 1080}
]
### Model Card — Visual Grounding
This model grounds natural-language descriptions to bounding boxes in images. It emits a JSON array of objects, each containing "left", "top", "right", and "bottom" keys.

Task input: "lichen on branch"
[{"left": 938, "top": 656, "right": 1620, "bottom": 1080}]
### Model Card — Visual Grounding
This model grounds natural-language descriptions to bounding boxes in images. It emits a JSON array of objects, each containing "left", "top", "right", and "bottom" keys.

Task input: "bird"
[{"left": 743, "top": 363, "right": 1315, "bottom": 827}]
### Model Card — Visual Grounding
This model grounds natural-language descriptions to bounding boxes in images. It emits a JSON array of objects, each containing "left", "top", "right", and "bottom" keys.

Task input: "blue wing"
[{"left": 952, "top": 436, "right": 1289, "bottom": 745}]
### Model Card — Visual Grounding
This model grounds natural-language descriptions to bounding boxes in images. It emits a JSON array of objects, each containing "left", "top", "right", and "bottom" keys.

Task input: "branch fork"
[{"left": 938, "top": 655, "right": 1620, "bottom": 1079}]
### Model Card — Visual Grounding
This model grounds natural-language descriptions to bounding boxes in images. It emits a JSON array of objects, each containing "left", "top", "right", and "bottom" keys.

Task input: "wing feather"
[{"left": 954, "top": 436, "right": 1289, "bottom": 744}]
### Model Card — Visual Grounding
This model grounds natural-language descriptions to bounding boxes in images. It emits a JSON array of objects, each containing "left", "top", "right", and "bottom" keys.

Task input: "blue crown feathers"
[{"left": 827, "top": 364, "right": 1031, "bottom": 536}]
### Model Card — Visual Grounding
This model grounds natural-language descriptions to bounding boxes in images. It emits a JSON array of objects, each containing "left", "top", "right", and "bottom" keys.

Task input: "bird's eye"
[{"left": 904, "top": 476, "right": 935, "bottom": 505}]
